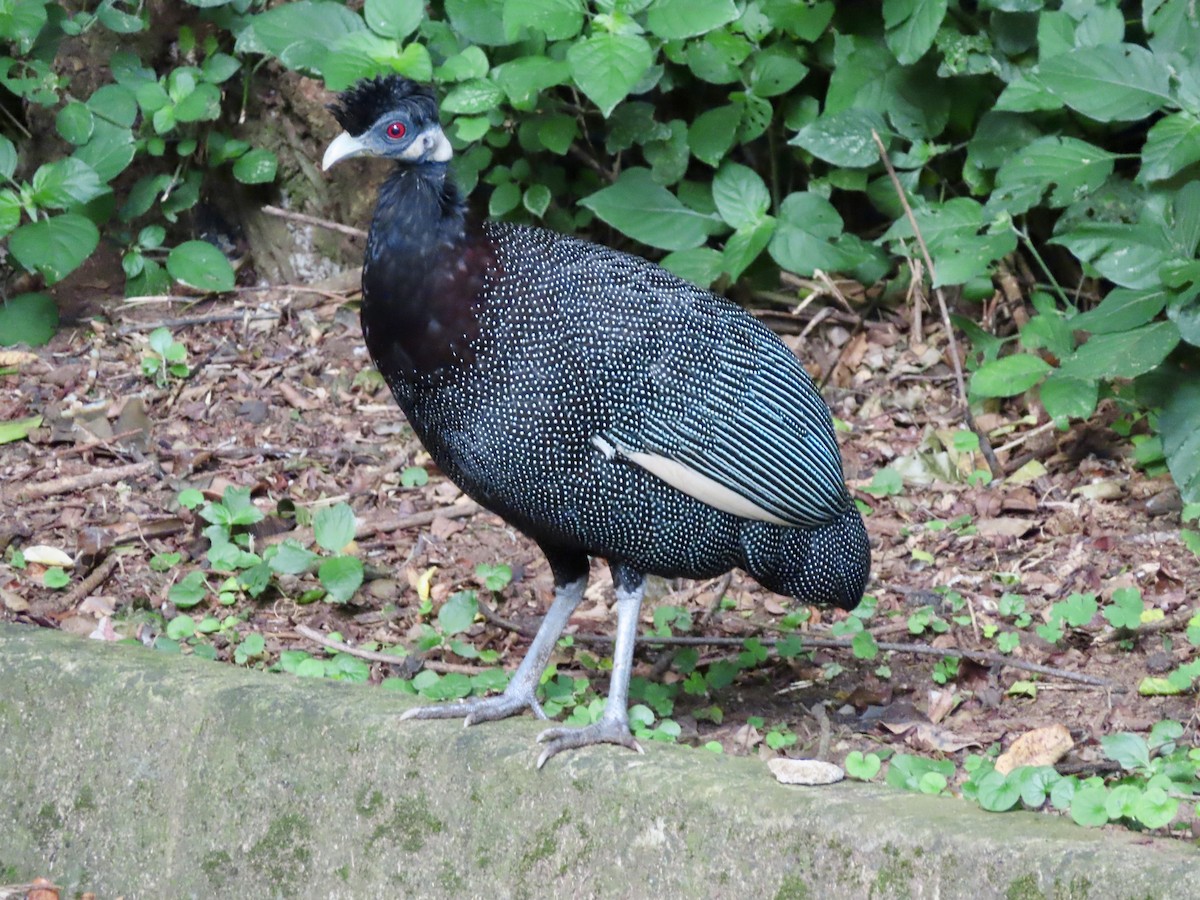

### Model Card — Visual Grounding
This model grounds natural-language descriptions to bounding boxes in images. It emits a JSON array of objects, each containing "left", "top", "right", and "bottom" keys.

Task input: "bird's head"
[{"left": 322, "top": 75, "right": 452, "bottom": 171}]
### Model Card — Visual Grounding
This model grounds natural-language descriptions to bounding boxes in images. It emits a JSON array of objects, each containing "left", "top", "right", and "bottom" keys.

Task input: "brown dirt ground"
[{"left": 2, "top": 285, "right": 1197, "bottom": 835}]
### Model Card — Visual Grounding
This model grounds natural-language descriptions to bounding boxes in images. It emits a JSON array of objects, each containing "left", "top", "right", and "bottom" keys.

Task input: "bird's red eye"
[{"left": 386, "top": 121, "right": 407, "bottom": 140}]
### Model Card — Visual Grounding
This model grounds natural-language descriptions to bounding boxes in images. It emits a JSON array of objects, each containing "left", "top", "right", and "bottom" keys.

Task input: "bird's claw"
[
  {"left": 399, "top": 687, "right": 545, "bottom": 726},
  {"left": 535, "top": 717, "right": 644, "bottom": 768}
]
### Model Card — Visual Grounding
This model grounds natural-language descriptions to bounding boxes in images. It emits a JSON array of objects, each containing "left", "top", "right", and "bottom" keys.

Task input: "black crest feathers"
[{"left": 328, "top": 75, "right": 438, "bottom": 137}]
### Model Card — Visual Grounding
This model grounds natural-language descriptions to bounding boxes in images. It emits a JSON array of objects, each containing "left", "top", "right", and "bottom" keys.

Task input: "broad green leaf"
[
  {"left": 437, "top": 590, "right": 479, "bottom": 635},
  {"left": 970, "top": 354, "right": 1051, "bottom": 398},
  {"left": 268, "top": 540, "right": 320, "bottom": 575},
  {"left": 1052, "top": 221, "right": 1171, "bottom": 290},
  {"left": 790, "top": 109, "right": 888, "bottom": 167},
  {"left": 712, "top": 162, "right": 770, "bottom": 231},
  {"left": 929, "top": 232, "right": 1016, "bottom": 287},
  {"left": 364, "top": 0, "right": 423, "bottom": 39},
  {"left": 201, "top": 53, "right": 241, "bottom": 84},
  {"left": 1040, "top": 374, "right": 1097, "bottom": 421},
  {"left": 169, "top": 570, "right": 208, "bottom": 608},
  {"left": 493, "top": 58, "right": 570, "bottom": 110},
  {"left": 975, "top": 770, "right": 1021, "bottom": 812},
  {"left": 173, "top": 82, "right": 221, "bottom": 122},
  {"left": 445, "top": 0, "right": 510, "bottom": 46},
  {"left": 1057, "top": 322, "right": 1180, "bottom": 381},
  {"left": 314, "top": 503, "right": 357, "bottom": 552},
  {"left": 30, "top": 158, "right": 104, "bottom": 209},
  {"left": 436, "top": 46, "right": 490, "bottom": 82},
  {"left": 1134, "top": 786, "right": 1179, "bottom": 830},
  {"left": 73, "top": 121, "right": 136, "bottom": 182},
  {"left": 0, "top": 135, "right": 15, "bottom": 179},
  {"left": 1139, "top": 112, "right": 1200, "bottom": 183},
  {"left": 1036, "top": 44, "right": 1171, "bottom": 122},
  {"left": 0, "top": 293, "right": 57, "bottom": 347},
  {"left": 660, "top": 247, "right": 724, "bottom": 286},
  {"left": 9, "top": 215, "right": 99, "bottom": 284},
  {"left": 0, "top": 414, "right": 43, "bottom": 444},
  {"left": 441, "top": 78, "right": 506, "bottom": 115},
  {"left": 166, "top": 241, "right": 235, "bottom": 293},
  {"left": 232, "top": 148, "right": 278, "bottom": 184},
  {"left": 722, "top": 219, "right": 775, "bottom": 281},
  {"left": 883, "top": 0, "right": 948, "bottom": 65},
  {"left": 686, "top": 30, "right": 752, "bottom": 85},
  {"left": 523, "top": 183, "right": 551, "bottom": 218},
  {"left": 1155, "top": 367, "right": 1200, "bottom": 504},
  {"left": 55, "top": 102, "right": 94, "bottom": 145},
  {"left": 1072, "top": 288, "right": 1168, "bottom": 335},
  {"left": 580, "top": 168, "right": 711, "bottom": 251},
  {"left": 688, "top": 105, "right": 740, "bottom": 167},
  {"left": 567, "top": 32, "right": 652, "bottom": 118},
  {"left": 1100, "top": 733, "right": 1151, "bottom": 771},
  {"left": 503, "top": 0, "right": 584, "bottom": 41},
  {"left": 319, "top": 555, "right": 364, "bottom": 603},
  {"left": 768, "top": 191, "right": 865, "bottom": 276},
  {"left": 749, "top": 51, "right": 808, "bottom": 98},
  {"left": 1069, "top": 785, "right": 1110, "bottom": 827},
  {"left": 645, "top": 0, "right": 738, "bottom": 40},
  {"left": 994, "top": 136, "right": 1116, "bottom": 212}
]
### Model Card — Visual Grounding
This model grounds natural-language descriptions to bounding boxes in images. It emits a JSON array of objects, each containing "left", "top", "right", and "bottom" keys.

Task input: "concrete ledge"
[{"left": 0, "top": 623, "right": 1195, "bottom": 898}]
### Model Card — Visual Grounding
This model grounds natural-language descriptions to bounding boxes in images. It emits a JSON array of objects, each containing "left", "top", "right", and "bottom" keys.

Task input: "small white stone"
[{"left": 767, "top": 758, "right": 845, "bottom": 786}]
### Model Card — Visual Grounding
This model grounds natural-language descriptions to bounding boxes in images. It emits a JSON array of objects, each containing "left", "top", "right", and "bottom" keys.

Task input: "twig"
[
  {"left": 474, "top": 597, "right": 1123, "bottom": 691},
  {"left": 37, "top": 555, "right": 122, "bottom": 617},
  {"left": 51, "top": 428, "right": 146, "bottom": 460},
  {"left": 116, "top": 312, "right": 280, "bottom": 335},
  {"left": 356, "top": 501, "right": 482, "bottom": 539},
  {"left": 872, "top": 129, "right": 1003, "bottom": 480},
  {"left": 9, "top": 460, "right": 156, "bottom": 503},
  {"left": 294, "top": 624, "right": 486, "bottom": 674},
  {"left": 262, "top": 204, "right": 367, "bottom": 239},
  {"left": 1096, "top": 606, "right": 1195, "bottom": 644},
  {"left": 993, "top": 419, "right": 1058, "bottom": 456}
]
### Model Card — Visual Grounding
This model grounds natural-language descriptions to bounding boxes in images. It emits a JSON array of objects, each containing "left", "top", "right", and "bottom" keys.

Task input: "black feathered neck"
[{"left": 329, "top": 75, "right": 439, "bottom": 138}]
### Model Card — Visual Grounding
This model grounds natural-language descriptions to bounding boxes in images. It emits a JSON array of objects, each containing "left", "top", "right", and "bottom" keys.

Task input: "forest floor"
[{"left": 2, "top": 281, "right": 1197, "bottom": 836}]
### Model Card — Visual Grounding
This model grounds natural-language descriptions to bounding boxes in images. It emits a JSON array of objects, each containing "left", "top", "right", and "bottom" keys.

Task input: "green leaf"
[
  {"left": 750, "top": 52, "right": 808, "bottom": 98},
  {"left": 445, "top": 0, "right": 509, "bottom": 46},
  {"left": 1069, "top": 784, "right": 1110, "bottom": 827},
  {"left": 493, "top": 57, "right": 570, "bottom": 110},
  {"left": 660, "top": 247, "right": 724, "bottom": 286},
  {"left": 688, "top": 105, "right": 740, "bottom": 167},
  {"left": 364, "top": 0, "right": 423, "bottom": 39},
  {"left": 523, "top": 183, "right": 551, "bottom": 218},
  {"left": 975, "top": 770, "right": 1021, "bottom": 812},
  {"left": 844, "top": 751, "right": 882, "bottom": 780},
  {"left": 9, "top": 214, "right": 100, "bottom": 284},
  {"left": 883, "top": 0, "right": 948, "bottom": 65},
  {"left": 73, "top": 121, "right": 136, "bottom": 182},
  {"left": 43, "top": 567, "right": 70, "bottom": 589},
  {"left": 722, "top": 219, "right": 775, "bottom": 281},
  {"left": 169, "top": 571, "right": 208, "bottom": 608},
  {"left": 1039, "top": 374, "right": 1097, "bottom": 421},
  {"left": 970, "top": 354, "right": 1050, "bottom": 398},
  {"left": 503, "top": 0, "right": 584, "bottom": 41},
  {"left": 268, "top": 540, "right": 320, "bottom": 575},
  {"left": 993, "top": 136, "right": 1116, "bottom": 213},
  {"left": 580, "top": 168, "right": 711, "bottom": 251},
  {"left": 438, "top": 590, "right": 479, "bottom": 635},
  {"left": 0, "top": 135, "right": 16, "bottom": 179},
  {"left": 790, "top": 109, "right": 888, "bottom": 167},
  {"left": 0, "top": 293, "right": 58, "bottom": 347},
  {"left": 768, "top": 191, "right": 868, "bottom": 277},
  {"left": 436, "top": 46, "right": 490, "bottom": 82},
  {"left": 0, "top": 414, "right": 42, "bottom": 443},
  {"left": 314, "top": 503, "right": 356, "bottom": 552},
  {"left": 1057, "top": 322, "right": 1180, "bottom": 382},
  {"left": 232, "top": 148, "right": 277, "bottom": 184},
  {"left": 441, "top": 78, "right": 506, "bottom": 115},
  {"left": 30, "top": 158, "right": 104, "bottom": 209},
  {"left": 201, "top": 53, "right": 241, "bottom": 85},
  {"left": 166, "top": 241, "right": 235, "bottom": 293},
  {"left": 1139, "top": 112, "right": 1200, "bottom": 183},
  {"left": 1155, "top": 371, "right": 1200, "bottom": 504},
  {"left": 1134, "top": 786, "right": 1179, "bottom": 830},
  {"left": 166, "top": 615, "right": 195, "bottom": 640},
  {"left": 56, "top": 102, "right": 94, "bottom": 145},
  {"left": 712, "top": 162, "right": 770, "bottom": 231},
  {"left": 645, "top": 0, "right": 738, "bottom": 40},
  {"left": 1102, "top": 587, "right": 1144, "bottom": 631},
  {"left": 1101, "top": 732, "right": 1151, "bottom": 771},
  {"left": 566, "top": 32, "right": 653, "bottom": 118},
  {"left": 88, "top": 83, "right": 139, "bottom": 127},
  {"left": 1073, "top": 288, "right": 1168, "bottom": 335},
  {"left": 1036, "top": 44, "right": 1171, "bottom": 122},
  {"left": 318, "top": 555, "right": 364, "bottom": 603}
]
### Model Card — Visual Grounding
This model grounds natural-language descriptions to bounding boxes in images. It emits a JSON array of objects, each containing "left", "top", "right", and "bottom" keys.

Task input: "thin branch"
[
  {"left": 116, "top": 312, "right": 280, "bottom": 335},
  {"left": 475, "top": 598, "right": 1123, "bottom": 691},
  {"left": 50, "top": 554, "right": 121, "bottom": 614},
  {"left": 294, "top": 624, "right": 488, "bottom": 674},
  {"left": 262, "top": 204, "right": 367, "bottom": 239},
  {"left": 872, "top": 129, "right": 1004, "bottom": 480},
  {"left": 7, "top": 460, "right": 156, "bottom": 503}
]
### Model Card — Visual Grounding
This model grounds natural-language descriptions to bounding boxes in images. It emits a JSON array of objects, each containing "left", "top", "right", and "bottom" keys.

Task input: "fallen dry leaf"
[{"left": 995, "top": 724, "right": 1074, "bottom": 775}]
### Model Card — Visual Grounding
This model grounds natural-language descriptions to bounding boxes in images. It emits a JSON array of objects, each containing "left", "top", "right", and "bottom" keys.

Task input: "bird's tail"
[{"left": 739, "top": 503, "right": 870, "bottom": 610}]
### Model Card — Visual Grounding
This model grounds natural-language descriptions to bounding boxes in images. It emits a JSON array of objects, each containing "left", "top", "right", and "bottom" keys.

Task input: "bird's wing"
[{"left": 599, "top": 287, "right": 850, "bottom": 529}]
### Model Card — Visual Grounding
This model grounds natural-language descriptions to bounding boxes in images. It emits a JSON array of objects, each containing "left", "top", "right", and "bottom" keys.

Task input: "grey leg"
[
  {"left": 534, "top": 579, "right": 645, "bottom": 768},
  {"left": 399, "top": 576, "right": 586, "bottom": 725}
]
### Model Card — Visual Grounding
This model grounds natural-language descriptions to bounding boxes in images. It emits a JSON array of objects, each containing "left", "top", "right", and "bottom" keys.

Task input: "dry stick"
[
  {"left": 294, "top": 624, "right": 487, "bottom": 675},
  {"left": 474, "top": 597, "right": 1121, "bottom": 691},
  {"left": 54, "top": 554, "right": 121, "bottom": 613},
  {"left": 872, "top": 130, "right": 1004, "bottom": 480},
  {"left": 262, "top": 204, "right": 368, "bottom": 239},
  {"left": 356, "top": 501, "right": 482, "bottom": 540},
  {"left": 51, "top": 428, "right": 146, "bottom": 460},
  {"left": 10, "top": 460, "right": 156, "bottom": 503},
  {"left": 116, "top": 311, "right": 280, "bottom": 335}
]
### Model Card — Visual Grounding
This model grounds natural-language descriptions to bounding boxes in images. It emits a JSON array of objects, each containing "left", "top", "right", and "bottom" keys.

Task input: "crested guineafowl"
[{"left": 323, "top": 75, "right": 870, "bottom": 768}]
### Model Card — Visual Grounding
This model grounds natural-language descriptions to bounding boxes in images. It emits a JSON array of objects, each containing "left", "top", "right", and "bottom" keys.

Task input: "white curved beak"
[{"left": 322, "top": 131, "right": 368, "bottom": 171}]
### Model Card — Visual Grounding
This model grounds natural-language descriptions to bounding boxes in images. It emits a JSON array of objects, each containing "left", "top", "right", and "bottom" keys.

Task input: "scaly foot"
[
  {"left": 535, "top": 714, "right": 644, "bottom": 768},
  {"left": 400, "top": 683, "right": 545, "bottom": 726}
]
